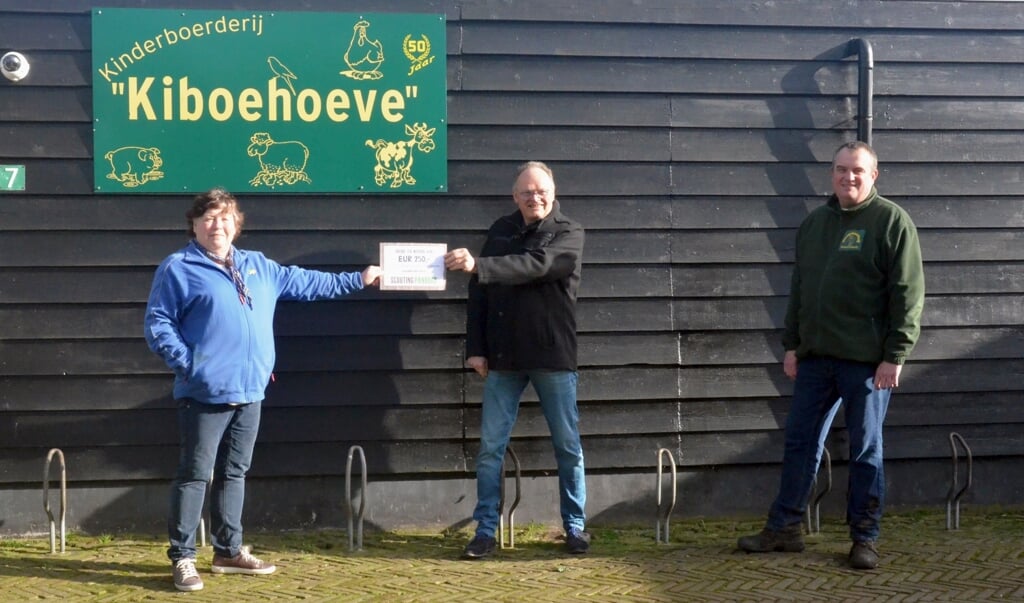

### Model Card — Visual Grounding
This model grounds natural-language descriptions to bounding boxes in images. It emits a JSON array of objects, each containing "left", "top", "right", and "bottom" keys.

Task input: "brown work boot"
[
  {"left": 849, "top": 540, "right": 879, "bottom": 569},
  {"left": 737, "top": 525, "right": 805, "bottom": 553}
]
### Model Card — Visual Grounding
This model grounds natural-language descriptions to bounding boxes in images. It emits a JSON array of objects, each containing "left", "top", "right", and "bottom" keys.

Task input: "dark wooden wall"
[{"left": 1, "top": 0, "right": 1022, "bottom": 533}]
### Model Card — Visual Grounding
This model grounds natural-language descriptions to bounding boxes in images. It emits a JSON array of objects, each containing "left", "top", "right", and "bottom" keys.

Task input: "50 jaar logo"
[{"left": 403, "top": 34, "right": 435, "bottom": 76}]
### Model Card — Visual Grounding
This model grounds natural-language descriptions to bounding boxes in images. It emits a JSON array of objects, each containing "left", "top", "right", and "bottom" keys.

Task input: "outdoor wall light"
[{"left": 2, "top": 51, "right": 30, "bottom": 82}]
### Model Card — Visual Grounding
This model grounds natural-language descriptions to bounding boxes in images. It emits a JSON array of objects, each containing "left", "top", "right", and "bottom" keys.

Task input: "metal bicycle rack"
[
  {"left": 346, "top": 445, "right": 367, "bottom": 551},
  {"left": 43, "top": 448, "right": 67, "bottom": 554},
  {"left": 655, "top": 448, "right": 677, "bottom": 544},
  {"left": 805, "top": 448, "right": 832, "bottom": 535},
  {"left": 946, "top": 432, "right": 973, "bottom": 530},
  {"left": 498, "top": 445, "right": 522, "bottom": 549}
]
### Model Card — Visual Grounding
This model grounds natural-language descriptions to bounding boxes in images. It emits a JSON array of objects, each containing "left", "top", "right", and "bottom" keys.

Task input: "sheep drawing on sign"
[
  {"left": 365, "top": 122, "right": 436, "bottom": 188},
  {"left": 247, "top": 132, "right": 312, "bottom": 188}
]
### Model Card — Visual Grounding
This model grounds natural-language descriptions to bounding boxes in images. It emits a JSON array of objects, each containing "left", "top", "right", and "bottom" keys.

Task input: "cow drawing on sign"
[
  {"left": 365, "top": 123, "right": 436, "bottom": 188},
  {"left": 104, "top": 146, "right": 164, "bottom": 188},
  {"left": 247, "top": 132, "right": 312, "bottom": 188}
]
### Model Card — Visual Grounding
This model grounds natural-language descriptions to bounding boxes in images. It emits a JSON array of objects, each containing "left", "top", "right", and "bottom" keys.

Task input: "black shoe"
[
  {"left": 566, "top": 528, "right": 591, "bottom": 554},
  {"left": 461, "top": 534, "right": 496, "bottom": 559},
  {"left": 849, "top": 540, "right": 879, "bottom": 569},
  {"left": 737, "top": 525, "right": 805, "bottom": 553}
]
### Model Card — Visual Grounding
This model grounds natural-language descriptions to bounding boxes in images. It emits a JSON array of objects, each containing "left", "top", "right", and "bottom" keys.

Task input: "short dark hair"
[
  {"left": 186, "top": 187, "right": 244, "bottom": 238},
  {"left": 832, "top": 141, "right": 878, "bottom": 171}
]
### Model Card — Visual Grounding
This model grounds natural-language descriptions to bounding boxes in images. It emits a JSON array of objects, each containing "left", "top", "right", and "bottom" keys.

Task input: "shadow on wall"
[
  {"left": 588, "top": 328, "right": 1023, "bottom": 532},
  {"left": 590, "top": 46, "right": 842, "bottom": 524},
  {"left": 64, "top": 246, "right": 414, "bottom": 535},
  {"left": 591, "top": 45, "right": 1022, "bottom": 529}
]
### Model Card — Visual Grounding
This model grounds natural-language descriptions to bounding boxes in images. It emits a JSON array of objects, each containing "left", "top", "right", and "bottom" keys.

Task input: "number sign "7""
[{"left": 0, "top": 165, "right": 25, "bottom": 191}]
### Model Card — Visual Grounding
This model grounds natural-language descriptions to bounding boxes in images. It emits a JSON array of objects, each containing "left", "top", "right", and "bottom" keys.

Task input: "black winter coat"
[{"left": 466, "top": 201, "right": 584, "bottom": 371}]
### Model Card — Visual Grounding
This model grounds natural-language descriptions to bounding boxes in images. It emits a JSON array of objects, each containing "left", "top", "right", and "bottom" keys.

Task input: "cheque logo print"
[
  {"left": 403, "top": 34, "right": 435, "bottom": 76},
  {"left": 103, "top": 145, "right": 165, "bottom": 188},
  {"left": 839, "top": 230, "right": 865, "bottom": 252},
  {"left": 366, "top": 122, "right": 436, "bottom": 188}
]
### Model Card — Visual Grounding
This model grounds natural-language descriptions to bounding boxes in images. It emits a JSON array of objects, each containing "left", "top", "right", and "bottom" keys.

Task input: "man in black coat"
[{"left": 444, "top": 161, "right": 588, "bottom": 559}]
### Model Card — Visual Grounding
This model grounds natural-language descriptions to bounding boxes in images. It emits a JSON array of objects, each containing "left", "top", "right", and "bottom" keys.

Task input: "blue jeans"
[
  {"left": 767, "top": 356, "right": 891, "bottom": 542},
  {"left": 167, "top": 399, "right": 261, "bottom": 562},
  {"left": 472, "top": 370, "right": 586, "bottom": 538}
]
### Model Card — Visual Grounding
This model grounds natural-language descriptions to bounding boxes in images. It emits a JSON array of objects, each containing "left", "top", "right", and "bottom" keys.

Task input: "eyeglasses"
[{"left": 514, "top": 189, "right": 551, "bottom": 200}]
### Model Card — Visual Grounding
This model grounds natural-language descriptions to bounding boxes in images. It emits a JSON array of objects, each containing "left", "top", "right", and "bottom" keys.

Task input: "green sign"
[
  {"left": 92, "top": 8, "right": 446, "bottom": 194},
  {"left": 0, "top": 165, "right": 25, "bottom": 191}
]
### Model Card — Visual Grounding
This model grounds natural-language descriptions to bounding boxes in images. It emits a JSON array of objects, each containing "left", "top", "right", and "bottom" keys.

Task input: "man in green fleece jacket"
[{"left": 738, "top": 142, "right": 925, "bottom": 570}]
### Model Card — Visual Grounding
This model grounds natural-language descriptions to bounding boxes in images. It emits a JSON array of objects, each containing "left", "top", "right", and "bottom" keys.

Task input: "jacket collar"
[
  {"left": 505, "top": 199, "right": 568, "bottom": 230},
  {"left": 186, "top": 239, "right": 240, "bottom": 265},
  {"left": 827, "top": 187, "right": 880, "bottom": 213}
]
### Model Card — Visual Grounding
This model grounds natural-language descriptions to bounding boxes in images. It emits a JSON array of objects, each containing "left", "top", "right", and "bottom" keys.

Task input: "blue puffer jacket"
[{"left": 144, "top": 240, "right": 364, "bottom": 404}]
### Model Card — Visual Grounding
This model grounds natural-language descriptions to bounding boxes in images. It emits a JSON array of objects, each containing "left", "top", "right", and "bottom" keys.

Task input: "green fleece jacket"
[{"left": 782, "top": 188, "right": 925, "bottom": 365}]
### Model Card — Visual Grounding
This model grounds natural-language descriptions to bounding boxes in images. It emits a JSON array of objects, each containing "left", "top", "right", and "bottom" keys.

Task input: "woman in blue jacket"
[{"left": 144, "top": 188, "right": 381, "bottom": 592}]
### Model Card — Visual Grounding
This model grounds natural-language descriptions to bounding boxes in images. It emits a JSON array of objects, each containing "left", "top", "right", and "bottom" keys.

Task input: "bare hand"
[
  {"left": 444, "top": 248, "right": 476, "bottom": 273},
  {"left": 362, "top": 265, "right": 383, "bottom": 287},
  {"left": 783, "top": 350, "right": 798, "bottom": 381},
  {"left": 874, "top": 361, "right": 902, "bottom": 390},
  {"left": 466, "top": 355, "right": 488, "bottom": 378}
]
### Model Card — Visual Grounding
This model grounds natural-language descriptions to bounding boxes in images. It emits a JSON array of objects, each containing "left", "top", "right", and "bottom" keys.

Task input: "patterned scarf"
[{"left": 203, "top": 247, "right": 253, "bottom": 309}]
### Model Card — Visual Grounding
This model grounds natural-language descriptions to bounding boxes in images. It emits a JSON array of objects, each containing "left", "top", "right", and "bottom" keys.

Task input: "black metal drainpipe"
[{"left": 854, "top": 38, "right": 874, "bottom": 146}]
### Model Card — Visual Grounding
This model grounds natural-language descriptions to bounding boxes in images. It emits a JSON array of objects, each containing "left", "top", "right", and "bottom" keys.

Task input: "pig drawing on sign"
[{"left": 104, "top": 146, "right": 164, "bottom": 188}]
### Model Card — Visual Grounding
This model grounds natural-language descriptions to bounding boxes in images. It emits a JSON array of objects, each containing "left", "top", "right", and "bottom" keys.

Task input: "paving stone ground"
[{"left": 1, "top": 509, "right": 1022, "bottom": 602}]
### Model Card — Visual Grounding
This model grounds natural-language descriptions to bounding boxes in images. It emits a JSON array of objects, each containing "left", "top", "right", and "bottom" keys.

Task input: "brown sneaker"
[
  {"left": 737, "top": 525, "right": 805, "bottom": 553},
  {"left": 211, "top": 549, "right": 276, "bottom": 575},
  {"left": 172, "top": 558, "right": 204, "bottom": 592},
  {"left": 849, "top": 540, "right": 879, "bottom": 570}
]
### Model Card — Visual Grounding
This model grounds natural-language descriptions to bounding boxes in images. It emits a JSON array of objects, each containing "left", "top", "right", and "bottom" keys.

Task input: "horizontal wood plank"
[
  {"left": 0, "top": 372, "right": 464, "bottom": 412},
  {"left": 2, "top": 406, "right": 463, "bottom": 448},
  {"left": 673, "top": 96, "right": 1024, "bottom": 131},
  {"left": 451, "top": 125, "right": 670, "bottom": 161},
  {"left": 462, "top": 23, "right": 1024, "bottom": 63},
  {"left": 673, "top": 296, "right": 1024, "bottom": 331},
  {"left": 460, "top": 0, "right": 1024, "bottom": 31},
  {"left": 671, "top": 163, "right": 1024, "bottom": 197},
  {"left": 669, "top": 230, "right": 1024, "bottom": 262},
  {"left": 0, "top": 440, "right": 470, "bottom": 483},
  {"left": 3, "top": 260, "right": 1017, "bottom": 306},
  {"left": 676, "top": 359, "right": 1024, "bottom": 399},
  {"left": 0, "top": 337, "right": 466, "bottom": 375},
  {"left": 680, "top": 328, "right": 1024, "bottom": 365},
  {"left": 449, "top": 92, "right": 670, "bottom": 127},
  {"left": 671, "top": 129, "right": 1024, "bottom": 163},
  {"left": 0, "top": 230, "right": 683, "bottom": 267}
]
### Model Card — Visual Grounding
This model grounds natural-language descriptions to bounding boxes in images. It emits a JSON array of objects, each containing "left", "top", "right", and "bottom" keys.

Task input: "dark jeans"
[
  {"left": 767, "top": 356, "right": 891, "bottom": 542},
  {"left": 167, "top": 399, "right": 261, "bottom": 562}
]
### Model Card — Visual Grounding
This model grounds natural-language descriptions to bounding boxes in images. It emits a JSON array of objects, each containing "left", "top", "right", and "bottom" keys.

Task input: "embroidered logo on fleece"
[{"left": 839, "top": 230, "right": 865, "bottom": 252}]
